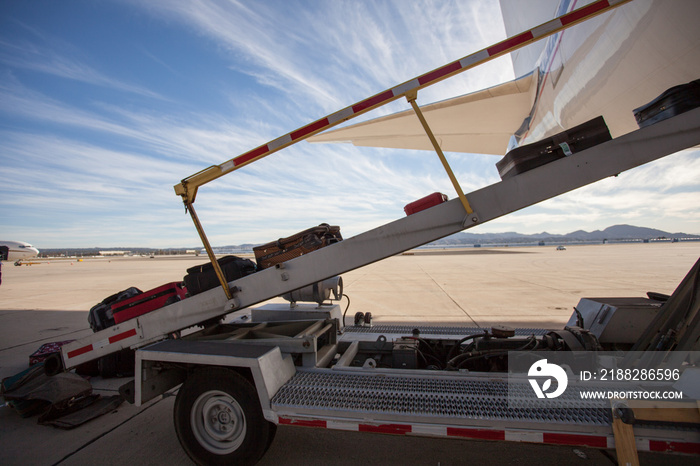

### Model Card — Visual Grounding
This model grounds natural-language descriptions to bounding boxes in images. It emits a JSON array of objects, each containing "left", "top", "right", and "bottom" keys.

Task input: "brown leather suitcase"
[{"left": 254, "top": 224, "right": 342, "bottom": 269}]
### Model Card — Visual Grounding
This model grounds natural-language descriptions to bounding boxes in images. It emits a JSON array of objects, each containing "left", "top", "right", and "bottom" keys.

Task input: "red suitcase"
[
  {"left": 404, "top": 192, "right": 448, "bottom": 216},
  {"left": 112, "top": 282, "right": 187, "bottom": 324}
]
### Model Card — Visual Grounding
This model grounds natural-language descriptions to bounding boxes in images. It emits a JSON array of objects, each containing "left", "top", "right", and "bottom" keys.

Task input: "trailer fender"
[{"left": 133, "top": 339, "right": 296, "bottom": 420}]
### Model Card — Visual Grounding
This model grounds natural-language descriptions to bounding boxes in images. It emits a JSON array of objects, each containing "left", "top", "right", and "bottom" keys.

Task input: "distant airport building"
[{"left": 99, "top": 251, "right": 130, "bottom": 256}]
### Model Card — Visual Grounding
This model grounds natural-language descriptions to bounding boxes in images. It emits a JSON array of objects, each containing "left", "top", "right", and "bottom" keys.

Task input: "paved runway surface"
[{"left": 1, "top": 242, "right": 699, "bottom": 465}]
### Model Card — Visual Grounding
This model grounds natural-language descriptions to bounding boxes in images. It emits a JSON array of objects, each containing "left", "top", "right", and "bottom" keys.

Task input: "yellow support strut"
[
  {"left": 407, "top": 93, "right": 474, "bottom": 215},
  {"left": 186, "top": 202, "right": 233, "bottom": 300}
]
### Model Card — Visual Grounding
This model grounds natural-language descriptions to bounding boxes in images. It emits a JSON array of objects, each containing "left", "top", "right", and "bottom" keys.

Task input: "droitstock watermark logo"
[
  {"left": 508, "top": 351, "right": 696, "bottom": 408},
  {"left": 527, "top": 359, "right": 568, "bottom": 399}
]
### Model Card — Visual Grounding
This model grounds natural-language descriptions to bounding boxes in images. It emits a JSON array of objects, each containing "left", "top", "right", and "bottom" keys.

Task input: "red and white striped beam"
[
  {"left": 61, "top": 324, "right": 141, "bottom": 368},
  {"left": 175, "top": 0, "right": 633, "bottom": 203},
  {"left": 278, "top": 416, "right": 700, "bottom": 455}
]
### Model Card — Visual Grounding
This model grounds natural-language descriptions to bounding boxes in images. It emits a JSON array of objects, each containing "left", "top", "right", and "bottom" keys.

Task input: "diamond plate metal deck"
[{"left": 272, "top": 369, "right": 610, "bottom": 426}]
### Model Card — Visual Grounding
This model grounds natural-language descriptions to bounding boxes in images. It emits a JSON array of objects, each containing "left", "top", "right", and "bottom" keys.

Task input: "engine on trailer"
[{"left": 345, "top": 325, "right": 601, "bottom": 372}]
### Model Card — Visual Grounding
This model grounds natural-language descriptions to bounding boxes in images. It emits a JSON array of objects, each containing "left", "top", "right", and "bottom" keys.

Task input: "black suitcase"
[
  {"left": 97, "top": 349, "right": 135, "bottom": 378},
  {"left": 633, "top": 80, "right": 700, "bottom": 129},
  {"left": 88, "top": 287, "right": 142, "bottom": 331},
  {"left": 184, "top": 255, "right": 257, "bottom": 296},
  {"left": 496, "top": 116, "right": 611, "bottom": 180}
]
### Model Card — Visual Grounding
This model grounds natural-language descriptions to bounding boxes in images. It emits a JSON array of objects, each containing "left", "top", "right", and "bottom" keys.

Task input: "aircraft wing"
[{"left": 308, "top": 71, "right": 537, "bottom": 155}]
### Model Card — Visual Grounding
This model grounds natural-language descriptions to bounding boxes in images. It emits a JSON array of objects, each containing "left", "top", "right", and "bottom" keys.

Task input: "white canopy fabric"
[{"left": 309, "top": 72, "right": 536, "bottom": 156}]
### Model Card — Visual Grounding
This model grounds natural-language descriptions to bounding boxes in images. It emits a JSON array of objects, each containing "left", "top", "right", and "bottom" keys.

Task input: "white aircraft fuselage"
[
  {"left": 515, "top": 0, "right": 700, "bottom": 148},
  {"left": 1, "top": 241, "right": 40, "bottom": 262},
  {"left": 309, "top": 0, "right": 700, "bottom": 157}
]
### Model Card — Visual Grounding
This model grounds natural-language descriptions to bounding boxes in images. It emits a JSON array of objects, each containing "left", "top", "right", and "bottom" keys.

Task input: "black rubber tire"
[
  {"left": 265, "top": 421, "right": 277, "bottom": 454},
  {"left": 174, "top": 368, "right": 272, "bottom": 466}
]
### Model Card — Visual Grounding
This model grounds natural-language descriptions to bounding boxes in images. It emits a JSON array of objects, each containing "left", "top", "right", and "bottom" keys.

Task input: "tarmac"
[{"left": 1, "top": 242, "right": 699, "bottom": 465}]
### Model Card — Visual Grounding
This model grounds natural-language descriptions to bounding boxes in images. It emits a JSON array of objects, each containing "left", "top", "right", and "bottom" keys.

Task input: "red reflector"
[
  {"left": 543, "top": 432, "right": 607, "bottom": 448},
  {"left": 561, "top": 0, "right": 610, "bottom": 25},
  {"left": 109, "top": 328, "right": 137, "bottom": 344},
  {"left": 359, "top": 424, "right": 411, "bottom": 435},
  {"left": 418, "top": 61, "right": 462, "bottom": 86},
  {"left": 487, "top": 31, "right": 534, "bottom": 56},
  {"left": 291, "top": 118, "right": 330, "bottom": 141},
  {"left": 278, "top": 418, "right": 327, "bottom": 428},
  {"left": 649, "top": 440, "right": 700, "bottom": 454},
  {"left": 352, "top": 90, "right": 394, "bottom": 113},
  {"left": 234, "top": 145, "right": 269, "bottom": 167},
  {"left": 447, "top": 427, "right": 505, "bottom": 440},
  {"left": 67, "top": 344, "right": 93, "bottom": 359}
]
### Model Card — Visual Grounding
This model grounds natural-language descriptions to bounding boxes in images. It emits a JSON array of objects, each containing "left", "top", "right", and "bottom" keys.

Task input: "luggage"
[
  {"left": 184, "top": 255, "right": 257, "bottom": 296},
  {"left": 496, "top": 116, "right": 611, "bottom": 180},
  {"left": 112, "top": 281, "right": 187, "bottom": 324},
  {"left": 404, "top": 192, "right": 448, "bottom": 216},
  {"left": 29, "top": 341, "right": 74, "bottom": 366},
  {"left": 88, "top": 286, "right": 142, "bottom": 332},
  {"left": 1, "top": 364, "right": 93, "bottom": 419},
  {"left": 633, "top": 80, "right": 700, "bottom": 129},
  {"left": 254, "top": 223, "right": 343, "bottom": 269},
  {"left": 97, "top": 349, "right": 135, "bottom": 378}
]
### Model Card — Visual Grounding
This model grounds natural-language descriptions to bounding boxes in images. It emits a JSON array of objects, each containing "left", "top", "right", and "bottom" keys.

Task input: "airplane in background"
[
  {"left": 309, "top": 0, "right": 700, "bottom": 158},
  {"left": 0, "top": 241, "right": 40, "bottom": 264}
]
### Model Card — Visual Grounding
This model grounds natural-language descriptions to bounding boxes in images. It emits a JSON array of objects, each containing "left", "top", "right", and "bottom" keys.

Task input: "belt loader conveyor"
[
  {"left": 55, "top": 105, "right": 700, "bottom": 466},
  {"left": 49, "top": 0, "right": 700, "bottom": 462},
  {"left": 59, "top": 106, "right": 700, "bottom": 370}
]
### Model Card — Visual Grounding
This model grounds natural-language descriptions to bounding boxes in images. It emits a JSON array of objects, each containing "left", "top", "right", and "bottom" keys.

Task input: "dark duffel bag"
[
  {"left": 97, "top": 349, "right": 135, "bottom": 378},
  {"left": 88, "top": 287, "right": 142, "bottom": 332},
  {"left": 633, "top": 79, "right": 700, "bottom": 129},
  {"left": 496, "top": 116, "right": 611, "bottom": 180},
  {"left": 253, "top": 223, "right": 342, "bottom": 269},
  {"left": 184, "top": 255, "right": 257, "bottom": 296}
]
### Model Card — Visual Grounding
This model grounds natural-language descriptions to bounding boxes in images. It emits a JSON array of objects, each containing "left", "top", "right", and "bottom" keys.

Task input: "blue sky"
[{"left": 1, "top": 0, "right": 698, "bottom": 248}]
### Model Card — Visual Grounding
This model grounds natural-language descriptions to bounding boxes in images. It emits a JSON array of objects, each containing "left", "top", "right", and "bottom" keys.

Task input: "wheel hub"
[
  {"left": 191, "top": 390, "right": 247, "bottom": 454},
  {"left": 217, "top": 410, "right": 231, "bottom": 425}
]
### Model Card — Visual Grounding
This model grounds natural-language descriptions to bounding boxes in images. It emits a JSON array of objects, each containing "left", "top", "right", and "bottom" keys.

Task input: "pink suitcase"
[
  {"left": 404, "top": 192, "right": 448, "bottom": 216},
  {"left": 112, "top": 282, "right": 187, "bottom": 324}
]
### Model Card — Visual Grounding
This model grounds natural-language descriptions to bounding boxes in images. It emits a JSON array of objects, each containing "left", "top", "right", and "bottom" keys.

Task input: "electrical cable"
[
  {"left": 341, "top": 294, "right": 351, "bottom": 326},
  {"left": 448, "top": 336, "right": 538, "bottom": 370},
  {"left": 446, "top": 331, "right": 488, "bottom": 362}
]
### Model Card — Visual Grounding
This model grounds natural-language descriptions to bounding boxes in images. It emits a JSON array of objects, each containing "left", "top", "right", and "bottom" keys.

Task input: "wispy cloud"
[
  {"left": 132, "top": 0, "right": 512, "bottom": 115},
  {"left": 0, "top": 34, "right": 165, "bottom": 100},
  {"left": 0, "top": 79, "right": 267, "bottom": 166}
]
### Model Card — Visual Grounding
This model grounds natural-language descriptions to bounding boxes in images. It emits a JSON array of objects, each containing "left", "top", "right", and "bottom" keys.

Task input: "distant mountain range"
[
  {"left": 429, "top": 224, "right": 700, "bottom": 246},
  {"left": 39, "top": 225, "right": 699, "bottom": 257}
]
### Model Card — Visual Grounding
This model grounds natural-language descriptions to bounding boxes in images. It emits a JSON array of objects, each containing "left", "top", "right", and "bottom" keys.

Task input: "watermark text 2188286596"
[{"left": 508, "top": 352, "right": 695, "bottom": 408}]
